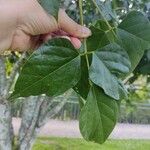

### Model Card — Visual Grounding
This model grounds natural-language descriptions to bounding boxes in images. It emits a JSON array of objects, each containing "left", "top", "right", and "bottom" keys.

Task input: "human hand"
[{"left": 0, "top": 0, "right": 91, "bottom": 53}]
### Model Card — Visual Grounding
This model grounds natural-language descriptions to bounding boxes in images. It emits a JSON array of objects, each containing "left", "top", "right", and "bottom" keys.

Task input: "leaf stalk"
[
  {"left": 79, "top": 0, "right": 90, "bottom": 70},
  {"left": 79, "top": 0, "right": 93, "bottom": 87}
]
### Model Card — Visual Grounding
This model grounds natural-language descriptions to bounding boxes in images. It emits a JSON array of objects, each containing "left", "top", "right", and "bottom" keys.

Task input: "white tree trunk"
[
  {"left": 17, "top": 97, "right": 44, "bottom": 150},
  {"left": 0, "top": 102, "right": 12, "bottom": 150},
  {"left": 18, "top": 90, "right": 72, "bottom": 150},
  {"left": 0, "top": 57, "right": 12, "bottom": 150}
]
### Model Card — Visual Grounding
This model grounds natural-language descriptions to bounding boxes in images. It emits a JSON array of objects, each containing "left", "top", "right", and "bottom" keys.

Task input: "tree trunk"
[
  {"left": 0, "top": 57, "right": 13, "bottom": 150},
  {"left": 17, "top": 90, "right": 72, "bottom": 150},
  {"left": 0, "top": 102, "right": 12, "bottom": 150},
  {"left": 17, "top": 97, "right": 44, "bottom": 150}
]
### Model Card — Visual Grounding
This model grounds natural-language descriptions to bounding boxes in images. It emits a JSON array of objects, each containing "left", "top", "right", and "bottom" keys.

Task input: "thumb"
[{"left": 58, "top": 9, "right": 91, "bottom": 38}]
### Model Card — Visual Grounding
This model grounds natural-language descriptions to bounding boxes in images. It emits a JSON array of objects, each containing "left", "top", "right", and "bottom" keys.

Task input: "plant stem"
[
  {"left": 79, "top": 0, "right": 93, "bottom": 88},
  {"left": 91, "top": 0, "right": 117, "bottom": 38},
  {"left": 79, "top": 0, "right": 90, "bottom": 70}
]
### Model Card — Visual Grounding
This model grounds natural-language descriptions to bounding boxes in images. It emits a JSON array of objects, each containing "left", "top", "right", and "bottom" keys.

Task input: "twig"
[
  {"left": 79, "top": 0, "right": 90, "bottom": 70},
  {"left": 0, "top": 57, "right": 6, "bottom": 98},
  {"left": 91, "top": 0, "right": 117, "bottom": 38},
  {"left": 40, "top": 90, "right": 73, "bottom": 127},
  {"left": 79, "top": 0, "right": 92, "bottom": 86}
]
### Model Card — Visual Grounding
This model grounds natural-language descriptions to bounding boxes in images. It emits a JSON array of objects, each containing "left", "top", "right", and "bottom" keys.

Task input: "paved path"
[{"left": 13, "top": 118, "right": 150, "bottom": 139}]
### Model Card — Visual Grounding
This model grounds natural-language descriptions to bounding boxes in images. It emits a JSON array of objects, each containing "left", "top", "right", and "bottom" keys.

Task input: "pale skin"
[{"left": 0, "top": 0, "right": 91, "bottom": 54}]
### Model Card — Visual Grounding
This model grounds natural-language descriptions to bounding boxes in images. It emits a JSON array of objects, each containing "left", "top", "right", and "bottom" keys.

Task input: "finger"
[
  {"left": 10, "top": 30, "right": 32, "bottom": 51},
  {"left": 58, "top": 9, "right": 91, "bottom": 38},
  {"left": 30, "top": 35, "right": 45, "bottom": 49},
  {"left": 48, "top": 35, "right": 72, "bottom": 43},
  {"left": 59, "top": 36, "right": 71, "bottom": 42},
  {"left": 58, "top": 36, "right": 81, "bottom": 49},
  {"left": 43, "top": 33, "right": 81, "bottom": 49},
  {"left": 10, "top": 29, "right": 46, "bottom": 51},
  {"left": 70, "top": 37, "right": 82, "bottom": 49},
  {"left": 40, "top": 34, "right": 52, "bottom": 43},
  {"left": 55, "top": 30, "right": 82, "bottom": 49},
  {"left": 20, "top": 0, "right": 58, "bottom": 36}
]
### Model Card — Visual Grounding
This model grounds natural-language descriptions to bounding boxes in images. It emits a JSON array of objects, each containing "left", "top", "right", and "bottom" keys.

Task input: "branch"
[
  {"left": 6, "top": 53, "right": 27, "bottom": 96},
  {"left": 38, "top": 90, "right": 73, "bottom": 127},
  {"left": 79, "top": 0, "right": 90, "bottom": 70},
  {"left": 91, "top": 0, "right": 117, "bottom": 38},
  {"left": 36, "top": 96, "right": 53, "bottom": 127},
  {"left": 79, "top": 0, "right": 92, "bottom": 86},
  {"left": 18, "top": 96, "right": 44, "bottom": 148},
  {"left": 0, "top": 56, "right": 6, "bottom": 99}
]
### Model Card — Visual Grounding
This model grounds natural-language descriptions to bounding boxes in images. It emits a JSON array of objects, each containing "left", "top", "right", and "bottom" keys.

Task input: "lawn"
[{"left": 33, "top": 137, "right": 150, "bottom": 150}]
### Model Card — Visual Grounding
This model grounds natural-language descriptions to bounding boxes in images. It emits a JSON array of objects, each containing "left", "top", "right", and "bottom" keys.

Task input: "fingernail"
[
  {"left": 61, "top": 36, "right": 71, "bottom": 41},
  {"left": 82, "top": 27, "right": 92, "bottom": 36}
]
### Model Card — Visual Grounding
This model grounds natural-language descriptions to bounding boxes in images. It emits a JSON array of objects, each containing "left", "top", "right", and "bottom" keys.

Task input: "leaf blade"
[
  {"left": 117, "top": 11, "right": 150, "bottom": 71},
  {"left": 89, "top": 43, "right": 130, "bottom": 100},
  {"left": 79, "top": 85, "right": 118, "bottom": 144},
  {"left": 10, "top": 38, "right": 81, "bottom": 99},
  {"left": 73, "top": 56, "right": 90, "bottom": 99}
]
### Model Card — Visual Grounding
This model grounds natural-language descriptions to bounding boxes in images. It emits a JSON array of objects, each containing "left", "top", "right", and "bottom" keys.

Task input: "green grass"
[{"left": 33, "top": 137, "right": 150, "bottom": 150}]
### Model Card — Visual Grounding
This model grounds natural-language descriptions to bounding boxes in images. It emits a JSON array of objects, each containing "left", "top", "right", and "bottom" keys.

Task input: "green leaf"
[
  {"left": 89, "top": 43, "right": 130, "bottom": 100},
  {"left": 117, "top": 11, "right": 150, "bottom": 71},
  {"left": 79, "top": 85, "right": 118, "bottom": 144},
  {"left": 73, "top": 56, "right": 90, "bottom": 99},
  {"left": 10, "top": 38, "right": 81, "bottom": 99},
  {"left": 39, "top": 0, "right": 60, "bottom": 19},
  {"left": 87, "top": 26, "right": 109, "bottom": 51},
  {"left": 87, "top": 20, "right": 116, "bottom": 51}
]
